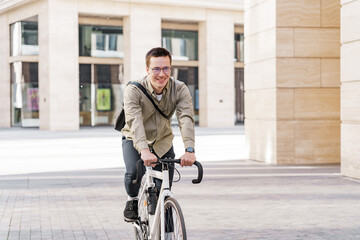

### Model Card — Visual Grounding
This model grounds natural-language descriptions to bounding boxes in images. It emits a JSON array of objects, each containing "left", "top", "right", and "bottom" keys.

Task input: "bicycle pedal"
[{"left": 124, "top": 217, "right": 137, "bottom": 223}]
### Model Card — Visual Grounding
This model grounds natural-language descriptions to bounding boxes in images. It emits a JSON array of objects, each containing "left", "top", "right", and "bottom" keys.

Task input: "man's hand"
[
  {"left": 179, "top": 152, "right": 196, "bottom": 167},
  {"left": 140, "top": 148, "right": 158, "bottom": 167}
]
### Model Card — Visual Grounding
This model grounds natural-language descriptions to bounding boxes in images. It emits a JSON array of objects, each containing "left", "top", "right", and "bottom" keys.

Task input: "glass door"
[
  {"left": 235, "top": 68, "right": 244, "bottom": 123},
  {"left": 171, "top": 66, "right": 199, "bottom": 124},
  {"left": 79, "top": 63, "right": 124, "bottom": 126},
  {"left": 11, "top": 62, "right": 39, "bottom": 127},
  {"left": 79, "top": 64, "right": 92, "bottom": 125}
]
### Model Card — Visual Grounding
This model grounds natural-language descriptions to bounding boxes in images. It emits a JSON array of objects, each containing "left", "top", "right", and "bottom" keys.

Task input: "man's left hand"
[{"left": 179, "top": 152, "right": 196, "bottom": 167}]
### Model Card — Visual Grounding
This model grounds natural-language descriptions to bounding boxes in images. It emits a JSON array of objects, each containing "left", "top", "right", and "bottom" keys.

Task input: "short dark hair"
[{"left": 145, "top": 47, "right": 172, "bottom": 67}]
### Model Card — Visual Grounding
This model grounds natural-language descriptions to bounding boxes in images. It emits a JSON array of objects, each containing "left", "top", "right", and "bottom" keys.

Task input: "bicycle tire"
[
  {"left": 161, "top": 197, "right": 187, "bottom": 240},
  {"left": 134, "top": 226, "right": 142, "bottom": 240},
  {"left": 133, "top": 175, "right": 149, "bottom": 240}
]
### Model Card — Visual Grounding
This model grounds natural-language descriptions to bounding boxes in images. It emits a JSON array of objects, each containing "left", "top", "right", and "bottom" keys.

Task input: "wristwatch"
[{"left": 185, "top": 147, "right": 195, "bottom": 153}]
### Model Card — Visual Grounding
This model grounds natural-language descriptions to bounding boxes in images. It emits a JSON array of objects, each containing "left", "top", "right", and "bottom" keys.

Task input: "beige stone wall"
[
  {"left": 0, "top": 0, "right": 242, "bottom": 129},
  {"left": 1, "top": 0, "right": 81, "bottom": 130},
  {"left": 277, "top": 0, "right": 340, "bottom": 164},
  {"left": 124, "top": 4, "right": 161, "bottom": 82},
  {"left": 77, "top": 0, "right": 129, "bottom": 16},
  {"left": 244, "top": 0, "right": 277, "bottom": 163},
  {"left": 0, "top": 14, "right": 10, "bottom": 127},
  {"left": 38, "top": 0, "right": 79, "bottom": 130},
  {"left": 199, "top": 9, "right": 235, "bottom": 127},
  {"left": 341, "top": 0, "right": 360, "bottom": 178},
  {"left": 6, "top": 1, "right": 41, "bottom": 24},
  {"left": 245, "top": 0, "right": 340, "bottom": 164},
  {"left": 1, "top": 0, "right": 43, "bottom": 128}
]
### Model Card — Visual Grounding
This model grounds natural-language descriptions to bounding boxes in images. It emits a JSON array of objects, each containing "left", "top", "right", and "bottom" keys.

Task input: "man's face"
[{"left": 146, "top": 56, "right": 171, "bottom": 94}]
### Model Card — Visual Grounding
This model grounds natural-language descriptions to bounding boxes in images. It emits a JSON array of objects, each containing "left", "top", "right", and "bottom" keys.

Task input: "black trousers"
[{"left": 122, "top": 137, "right": 175, "bottom": 197}]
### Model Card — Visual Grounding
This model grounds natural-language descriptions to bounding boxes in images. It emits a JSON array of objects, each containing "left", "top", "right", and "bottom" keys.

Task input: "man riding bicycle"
[{"left": 121, "top": 47, "right": 196, "bottom": 222}]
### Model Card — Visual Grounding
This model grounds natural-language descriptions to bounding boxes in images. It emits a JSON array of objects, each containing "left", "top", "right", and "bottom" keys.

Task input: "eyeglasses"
[{"left": 150, "top": 66, "right": 171, "bottom": 75}]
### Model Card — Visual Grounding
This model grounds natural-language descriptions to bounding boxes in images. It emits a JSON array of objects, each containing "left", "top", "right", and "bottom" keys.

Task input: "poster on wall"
[
  {"left": 96, "top": 88, "right": 111, "bottom": 111},
  {"left": 27, "top": 88, "right": 39, "bottom": 111}
]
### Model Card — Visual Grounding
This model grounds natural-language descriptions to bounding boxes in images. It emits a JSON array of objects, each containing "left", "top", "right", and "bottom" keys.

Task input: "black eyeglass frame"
[{"left": 149, "top": 66, "right": 171, "bottom": 75}]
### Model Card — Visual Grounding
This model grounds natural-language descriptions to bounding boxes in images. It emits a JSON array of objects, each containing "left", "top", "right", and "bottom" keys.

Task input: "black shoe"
[{"left": 124, "top": 199, "right": 138, "bottom": 222}]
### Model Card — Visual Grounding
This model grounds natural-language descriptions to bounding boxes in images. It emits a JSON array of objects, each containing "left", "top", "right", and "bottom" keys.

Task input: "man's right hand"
[{"left": 140, "top": 148, "right": 157, "bottom": 167}]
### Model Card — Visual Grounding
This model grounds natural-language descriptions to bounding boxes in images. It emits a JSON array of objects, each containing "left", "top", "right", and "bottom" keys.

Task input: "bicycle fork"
[
  {"left": 160, "top": 170, "right": 173, "bottom": 240},
  {"left": 148, "top": 168, "right": 173, "bottom": 240}
]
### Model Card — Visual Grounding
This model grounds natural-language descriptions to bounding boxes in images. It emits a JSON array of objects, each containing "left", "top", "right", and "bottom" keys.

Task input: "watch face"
[{"left": 186, "top": 147, "right": 194, "bottom": 153}]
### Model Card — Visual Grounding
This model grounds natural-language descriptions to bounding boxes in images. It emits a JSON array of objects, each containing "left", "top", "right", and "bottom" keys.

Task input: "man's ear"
[{"left": 146, "top": 66, "right": 150, "bottom": 75}]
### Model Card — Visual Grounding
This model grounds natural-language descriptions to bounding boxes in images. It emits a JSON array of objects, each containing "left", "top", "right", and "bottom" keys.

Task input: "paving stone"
[{"left": 0, "top": 126, "right": 360, "bottom": 239}]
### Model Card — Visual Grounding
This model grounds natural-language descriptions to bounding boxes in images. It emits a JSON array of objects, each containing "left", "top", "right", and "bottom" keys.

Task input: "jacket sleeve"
[
  {"left": 175, "top": 83, "right": 195, "bottom": 149},
  {"left": 123, "top": 85, "right": 149, "bottom": 152}
]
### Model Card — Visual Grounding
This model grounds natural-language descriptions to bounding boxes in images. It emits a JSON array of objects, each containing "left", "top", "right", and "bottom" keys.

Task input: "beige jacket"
[{"left": 121, "top": 75, "right": 195, "bottom": 157}]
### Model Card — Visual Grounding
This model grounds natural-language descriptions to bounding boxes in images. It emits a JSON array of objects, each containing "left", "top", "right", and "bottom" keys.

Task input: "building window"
[
  {"left": 162, "top": 27, "right": 199, "bottom": 124},
  {"left": 78, "top": 20, "right": 124, "bottom": 127},
  {"left": 171, "top": 66, "right": 199, "bottom": 124},
  {"left": 234, "top": 30, "right": 244, "bottom": 123},
  {"left": 162, "top": 29, "right": 198, "bottom": 61},
  {"left": 11, "top": 62, "right": 39, "bottom": 127},
  {"left": 79, "top": 25, "right": 124, "bottom": 58},
  {"left": 235, "top": 33, "right": 244, "bottom": 62},
  {"left": 10, "top": 17, "right": 39, "bottom": 127},
  {"left": 79, "top": 64, "right": 124, "bottom": 126},
  {"left": 10, "top": 21, "right": 39, "bottom": 56},
  {"left": 235, "top": 68, "right": 244, "bottom": 123}
]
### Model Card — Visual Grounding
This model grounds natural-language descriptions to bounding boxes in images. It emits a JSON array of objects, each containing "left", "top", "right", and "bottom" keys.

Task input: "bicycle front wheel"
[
  {"left": 162, "top": 197, "right": 187, "bottom": 240},
  {"left": 134, "top": 174, "right": 149, "bottom": 240},
  {"left": 134, "top": 225, "right": 142, "bottom": 240}
]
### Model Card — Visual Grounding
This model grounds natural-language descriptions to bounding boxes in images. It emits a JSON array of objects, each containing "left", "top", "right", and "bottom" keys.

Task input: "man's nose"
[{"left": 158, "top": 69, "right": 166, "bottom": 76}]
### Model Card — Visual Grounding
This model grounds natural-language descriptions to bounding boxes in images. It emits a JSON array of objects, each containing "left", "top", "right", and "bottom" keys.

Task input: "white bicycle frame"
[{"left": 135, "top": 165, "right": 174, "bottom": 240}]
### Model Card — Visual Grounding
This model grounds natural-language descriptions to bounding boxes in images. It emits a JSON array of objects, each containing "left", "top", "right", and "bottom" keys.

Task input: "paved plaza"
[{"left": 1, "top": 126, "right": 360, "bottom": 240}]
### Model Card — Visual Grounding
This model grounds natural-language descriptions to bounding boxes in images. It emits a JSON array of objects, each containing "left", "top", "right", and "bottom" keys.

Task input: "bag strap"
[{"left": 128, "top": 81, "right": 170, "bottom": 120}]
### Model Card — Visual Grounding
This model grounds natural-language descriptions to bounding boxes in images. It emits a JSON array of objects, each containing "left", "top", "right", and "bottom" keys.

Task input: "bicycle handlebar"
[
  {"left": 131, "top": 159, "right": 145, "bottom": 185},
  {"left": 131, "top": 159, "right": 203, "bottom": 185},
  {"left": 191, "top": 161, "right": 203, "bottom": 184}
]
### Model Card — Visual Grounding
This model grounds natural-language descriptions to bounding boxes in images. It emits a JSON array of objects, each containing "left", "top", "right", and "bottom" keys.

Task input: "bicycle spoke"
[
  {"left": 131, "top": 160, "right": 202, "bottom": 240},
  {"left": 163, "top": 197, "right": 186, "bottom": 240}
]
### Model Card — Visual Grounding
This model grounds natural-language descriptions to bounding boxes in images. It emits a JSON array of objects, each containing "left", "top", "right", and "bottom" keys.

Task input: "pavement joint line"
[{"left": 1, "top": 126, "right": 360, "bottom": 240}]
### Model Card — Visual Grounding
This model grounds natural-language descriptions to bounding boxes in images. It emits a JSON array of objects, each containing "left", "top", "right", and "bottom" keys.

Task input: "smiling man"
[{"left": 120, "top": 47, "right": 196, "bottom": 222}]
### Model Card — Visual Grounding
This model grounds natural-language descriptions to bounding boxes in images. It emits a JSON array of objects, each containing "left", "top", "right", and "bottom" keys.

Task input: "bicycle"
[{"left": 131, "top": 158, "right": 203, "bottom": 240}]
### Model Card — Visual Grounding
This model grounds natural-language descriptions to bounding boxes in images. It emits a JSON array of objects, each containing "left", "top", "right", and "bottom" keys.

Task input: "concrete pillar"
[
  {"left": 341, "top": 0, "right": 360, "bottom": 178},
  {"left": 244, "top": 0, "right": 340, "bottom": 164},
  {"left": 0, "top": 14, "right": 11, "bottom": 127},
  {"left": 123, "top": 4, "right": 161, "bottom": 82},
  {"left": 38, "top": 0, "right": 79, "bottom": 130},
  {"left": 199, "top": 9, "right": 235, "bottom": 127}
]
